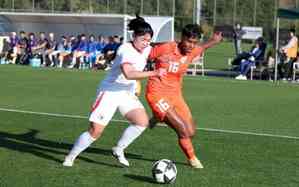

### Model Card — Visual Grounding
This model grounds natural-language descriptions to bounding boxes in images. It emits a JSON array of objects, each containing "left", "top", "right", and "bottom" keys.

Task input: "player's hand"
[
  {"left": 212, "top": 32, "right": 223, "bottom": 43},
  {"left": 155, "top": 68, "right": 167, "bottom": 77}
]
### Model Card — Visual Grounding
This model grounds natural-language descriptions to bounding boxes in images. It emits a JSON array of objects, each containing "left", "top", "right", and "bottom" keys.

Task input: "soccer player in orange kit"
[{"left": 146, "top": 24, "right": 222, "bottom": 169}]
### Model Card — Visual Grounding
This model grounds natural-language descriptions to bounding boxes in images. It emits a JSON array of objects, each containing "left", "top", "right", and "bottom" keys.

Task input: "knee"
[
  {"left": 178, "top": 130, "right": 190, "bottom": 139},
  {"left": 179, "top": 128, "right": 196, "bottom": 139},
  {"left": 88, "top": 123, "right": 104, "bottom": 139}
]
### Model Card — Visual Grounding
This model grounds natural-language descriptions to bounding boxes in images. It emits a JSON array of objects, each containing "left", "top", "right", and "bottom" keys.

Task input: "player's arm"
[
  {"left": 121, "top": 63, "right": 166, "bottom": 80},
  {"left": 200, "top": 32, "right": 222, "bottom": 50}
]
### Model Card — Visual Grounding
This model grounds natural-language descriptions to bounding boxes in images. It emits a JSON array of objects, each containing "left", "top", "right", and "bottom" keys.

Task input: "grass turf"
[{"left": 0, "top": 65, "right": 299, "bottom": 187}]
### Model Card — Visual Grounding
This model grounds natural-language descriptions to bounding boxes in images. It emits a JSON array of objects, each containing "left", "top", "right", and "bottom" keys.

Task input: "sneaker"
[
  {"left": 112, "top": 147, "right": 129, "bottom": 167},
  {"left": 235, "top": 74, "right": 247, "bottom": 80},
  {"left": 62, "top": 155, "right": 75, "bottom": 167},
  {"left": 188, "top": 157, "right": 204, "bottom": 169},
  {"left": 241, "top": 75, "right": 247, "bottom": 80},
  {"left": 235, "top": 74, "right": 243, "bottom": 80}
]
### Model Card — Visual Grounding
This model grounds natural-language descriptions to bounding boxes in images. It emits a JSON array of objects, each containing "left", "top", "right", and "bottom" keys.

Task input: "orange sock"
[{"left": 178, "top": 138, "right": 196, "bottom": 160}]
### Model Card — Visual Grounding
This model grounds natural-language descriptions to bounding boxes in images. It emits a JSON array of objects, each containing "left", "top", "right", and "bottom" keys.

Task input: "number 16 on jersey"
[{"left": 156, "top": 99, "right": 170, "bottom": 113}]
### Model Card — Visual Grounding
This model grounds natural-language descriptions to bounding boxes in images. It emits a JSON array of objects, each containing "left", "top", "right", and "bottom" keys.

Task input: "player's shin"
[
  {"left": 114, "top": 124, "right": 146, "bottom": 151},
  {"left": 178, "top": 138, "right": 196, "bottom": 160},
  {"left": 112, "top": 124, "right": 146, "bottom": 166},
  {"left": 67, "top": 131, "right": 96, "bottom": 159},
  {"left": 178, "top": 138, "right": 203, "bottom": 168}
]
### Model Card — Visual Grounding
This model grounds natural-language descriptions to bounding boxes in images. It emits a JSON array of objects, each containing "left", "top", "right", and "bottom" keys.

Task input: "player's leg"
[
  {"left": 171, "top": 100, "right": 203, "bottom": 168},
  {"left": 164, "top": 108, "right": 203, "bottom": 169},
  {"left": 63, "top": 91, "right": 117, "bottom": 167},
  {"left": 112, "top": 93, "right": 149, "bottom": 167},
  {"left": 63, "top": 122, "right": 105, "bottom": 167}
]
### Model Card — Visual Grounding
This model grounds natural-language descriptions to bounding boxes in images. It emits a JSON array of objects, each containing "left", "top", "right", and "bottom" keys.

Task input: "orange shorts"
[{"left": 146, "top": 92, "right": 192, "bottom": 123}]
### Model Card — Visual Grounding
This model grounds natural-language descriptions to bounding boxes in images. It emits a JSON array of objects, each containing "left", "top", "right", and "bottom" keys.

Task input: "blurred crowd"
[{"left": 0, "top": 31, "right": 123, "bottom": 70}]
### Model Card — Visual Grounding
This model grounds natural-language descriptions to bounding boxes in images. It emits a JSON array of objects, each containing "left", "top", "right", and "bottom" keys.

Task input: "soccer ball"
[{"left": 152, "top": 159, "right": 177, "bottom": 184}]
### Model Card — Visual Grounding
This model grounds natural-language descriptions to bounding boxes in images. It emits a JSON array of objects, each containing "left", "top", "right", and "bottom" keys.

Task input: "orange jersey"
[
  {"left": 146, "top": 42, "right": 204, "bottom": 95},
  {"left": 146, "top": 42, "right": 204, "bottom": 121}
]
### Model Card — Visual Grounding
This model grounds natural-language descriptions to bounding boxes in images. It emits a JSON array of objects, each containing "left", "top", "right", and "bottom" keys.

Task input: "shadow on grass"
[
  {"left": 0, "top": 129, "right": 188, "bottom": 168},
  {"left": 0, "top": 129, "right": 129, "bottom": 168},
  {"left": 123, "top": 174, "right": 158, "bottom": 184}
]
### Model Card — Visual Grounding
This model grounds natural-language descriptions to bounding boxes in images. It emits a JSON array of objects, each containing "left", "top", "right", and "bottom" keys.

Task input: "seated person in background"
[
  {"left": 57, "top": 36, "right": 72, "bottom": 68},
  {"left": 6, "top": 32, "right": 19, "bottom": 64},
  {"left": 96, "top": 35, "right": 106, "bottom": 55},
  {"left": 0, "top": 36, "right": 10, "bottom": 63},
  {"left": 278, "top": 28, "right": 298, "bottom": 81},
  {"left": 93, "top": 35, "right": 108, "bottom": 70},
  {"left": 34, "top": 32, "right": 48, "bottom": 66},
  {"left": 102, "top": 35, "right": 121, "bottom": 65},
  {"left": 87, "top": 35, "right": 98, "bottom": 68},
  {"left": 70, "top": 34, "right": 88, "bottom": 68},
  {"left": 46, "top": 32, "right": 58, "bottom": 67},
  {"left": 23, "top": 32, "right": 38, "bottom": 65},
  {"left": 17, "top": 31, "right": 28, "bottom": 64},
  {"left": 235, "top": 37, "right": 266, "bottom": 80}
]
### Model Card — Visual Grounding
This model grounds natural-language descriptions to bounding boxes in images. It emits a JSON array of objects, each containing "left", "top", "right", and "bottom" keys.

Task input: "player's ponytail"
[{"left": 128, "top": 14, "right": 153, "bottom": 37}]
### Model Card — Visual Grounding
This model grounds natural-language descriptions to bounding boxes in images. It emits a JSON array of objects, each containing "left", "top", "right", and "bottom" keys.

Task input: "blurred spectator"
[
  {"left": 57, "top": 36, "right": 72, "bottom": 68},
  {"left": 6, "top": 32, "right": 19, "bottom": 64},
  {"left": 278, "top": 28, "right": 298, "bottom": 80},
  {"left": 24, "top": 32, "right": 38, "bottom": 65},
  {"left": 233, "top": 23, "right": 245, "bottom": 56},
  {"left": 17, "top": 31, "right": 28, "bottom": 64},
  {"left": 102, "top": 35, "right": 121, "bottom": 65},
  {"left": 70, "top": 34, "right": 88, "bottom": 68},
  {"left": 0, "top": 31, "right": 127, "bottom": 71},
  {"left": 96, "top": 35, "right": 106, "bottom": 54},
  {"left": 34, "top": 32, "right": 48, "bottom": 66},
  {"left": 46, "top": 32, "right": 58, "bottom": 67},
  {"left": 87, "top": 34, "right": 98, "bottom": 68},
  {"left": 235, "top": 37, "right": 266, "bottom": 80}
]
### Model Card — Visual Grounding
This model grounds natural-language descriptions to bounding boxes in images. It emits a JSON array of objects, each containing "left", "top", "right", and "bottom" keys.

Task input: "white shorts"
[{"left": 89, "top": 90, "right": 144, "bottom": 126}]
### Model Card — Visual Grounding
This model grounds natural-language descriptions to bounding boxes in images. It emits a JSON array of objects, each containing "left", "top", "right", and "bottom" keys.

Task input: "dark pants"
[
  {"left": 240, "top": 60, "right": 255, "bottom": 76},
  {"left": 232, "top": 52, "right": 251, "bottom": 66},
  {"left": 278, "top": 58, "right": 295, "bottom": 79}
]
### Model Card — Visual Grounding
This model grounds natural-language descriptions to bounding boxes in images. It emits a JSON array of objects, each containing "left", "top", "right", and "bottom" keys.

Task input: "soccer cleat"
[
  {"left": 188, "top": 157, "right": 204, "bottom": 169},
  {"left": 112, "top": 147, "right": 130, "bottom": 167},
  {"left": 62, "top": 156, "right": 75, "bottom": 167}
]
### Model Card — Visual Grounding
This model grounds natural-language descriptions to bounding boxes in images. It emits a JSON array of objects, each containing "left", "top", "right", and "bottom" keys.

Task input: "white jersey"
[{"left": 98, "top": 42, "right": 151, "bottom": 94}]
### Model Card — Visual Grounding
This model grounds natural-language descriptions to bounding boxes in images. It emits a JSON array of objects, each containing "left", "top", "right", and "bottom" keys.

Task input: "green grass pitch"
[{"left": 0, "top": 65, "right": 298, "bottom": 187}]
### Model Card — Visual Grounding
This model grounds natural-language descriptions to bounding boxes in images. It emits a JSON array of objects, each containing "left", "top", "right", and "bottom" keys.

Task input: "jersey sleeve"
[
  {"left": 117, "top": 45, "right": 135, "bottom": 65},
  {"left": 149, "top": 43, "right": 172, "bottom": 61}
]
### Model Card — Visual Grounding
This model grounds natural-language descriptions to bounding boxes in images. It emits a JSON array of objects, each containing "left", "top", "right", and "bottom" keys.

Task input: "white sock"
[
  {"left": 67, "top": 131, "right": 96, "bottom": 159},
  {"left": 115, "top": 124, "right": 146, "bottom": 150}
]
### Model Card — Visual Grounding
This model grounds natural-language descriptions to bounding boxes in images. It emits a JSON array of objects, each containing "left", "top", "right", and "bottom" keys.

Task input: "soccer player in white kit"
[{"left": 63, "top": 16, "right": 166, "bottom": 167}]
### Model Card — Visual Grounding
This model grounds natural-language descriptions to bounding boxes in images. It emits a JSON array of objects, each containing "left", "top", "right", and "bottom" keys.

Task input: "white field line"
[{"left": 0, "top": 107, "right": 299, "bottom": 140}]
